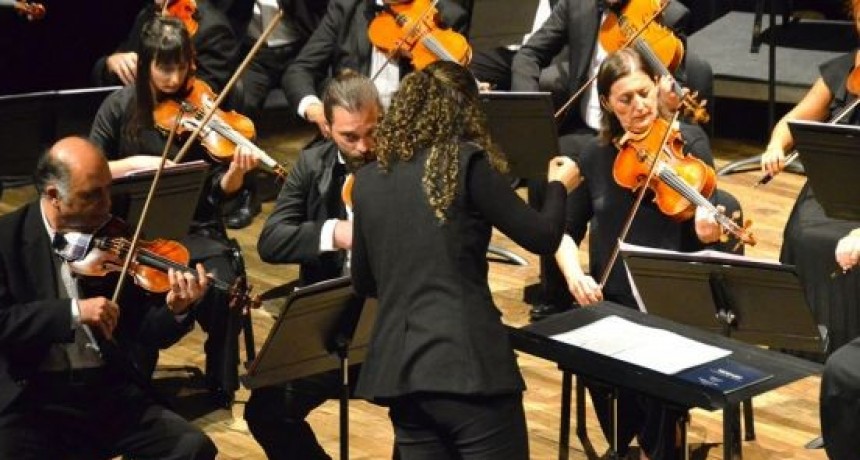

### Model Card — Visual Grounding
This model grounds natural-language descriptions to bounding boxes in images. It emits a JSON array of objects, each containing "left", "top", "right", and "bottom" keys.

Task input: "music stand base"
[{"left": 487, "top": 244, "right": 528, "bottom": 266}]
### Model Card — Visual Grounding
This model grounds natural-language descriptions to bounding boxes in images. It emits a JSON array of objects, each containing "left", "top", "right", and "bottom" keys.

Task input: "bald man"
[{"left": 0, "top": 137, "right": 216, "bottom": 459}]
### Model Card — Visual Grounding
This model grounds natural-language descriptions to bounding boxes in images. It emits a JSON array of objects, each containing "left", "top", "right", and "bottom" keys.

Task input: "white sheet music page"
[{"left": 551, "top": 315, "right": 731, "bottom": 374}]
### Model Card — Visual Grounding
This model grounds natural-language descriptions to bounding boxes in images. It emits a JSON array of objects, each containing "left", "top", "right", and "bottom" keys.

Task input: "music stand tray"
[
  {"left": 479, "top": 91, "right": 558, "bottom": 180},
  {"left": 620, "top": 243, "right": 827, "bottom": 353},
  {"left": 110, "top": 160, "right": 208, "bottom": 241},
  {"left": 788, "top": 119, "right": 860, "bottom": 221}
]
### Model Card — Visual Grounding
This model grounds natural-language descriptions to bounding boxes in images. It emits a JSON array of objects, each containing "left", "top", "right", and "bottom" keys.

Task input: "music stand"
[
  {"left": 0, "top": 90, "right": 55, "bottom": 182},
  {"left": 110, "top": 160, "right": 208, "bottom": 240},
  {"left": 242, "top": 276, "right": 379, "bottom": 460},
  {"left": 54, "top": 86, "right": 120, "bottom": 138},
  {"left": 479, "top": 91, "right": 558, "bottom": 181},
  {"left": 621, "top": 244, "right": 826, "bottom": 448},
  {"left": 788, "top": 120, "right": 860, "bottom": 221},
  {"left": 479, "top": 91, "right": 558, "bottom": 266}
]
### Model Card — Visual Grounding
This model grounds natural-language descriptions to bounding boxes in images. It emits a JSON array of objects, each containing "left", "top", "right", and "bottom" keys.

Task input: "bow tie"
[{"left": 52, "top": 231, "right": 94, "bottom": 262}]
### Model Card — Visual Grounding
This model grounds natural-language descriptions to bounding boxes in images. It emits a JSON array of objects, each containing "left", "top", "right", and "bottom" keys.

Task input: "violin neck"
[
  {"left": 200, "top": 114, "right": 281, "bottom": 170},
  {"left": 654, "top": 165, "right": 748, "bottom": 239}
]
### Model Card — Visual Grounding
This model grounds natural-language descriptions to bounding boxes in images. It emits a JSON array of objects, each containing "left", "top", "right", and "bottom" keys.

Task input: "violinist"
[
  {"left": 283, "top": 0, "right": 468, "bottom": 136},
  {"left": 92, "top": 0, "right": 238, "bottom": 93},
  {"left": 510, "top": 0, "right": 712, "bottom": 321},
  {"left": 90, "top": 16, "right": 259, "bottom": 408},
  {"left": 759, "top": 0, "right": 860, "bottom": 357},
  {"left": 245, "top": 70, "right": 381, "bottom": 460},
  {"left": 0, "top": 137, "right": 215, "bottom": 460},
  {"left": 553, "top": 47, "right": 737, "bottom": 460}
]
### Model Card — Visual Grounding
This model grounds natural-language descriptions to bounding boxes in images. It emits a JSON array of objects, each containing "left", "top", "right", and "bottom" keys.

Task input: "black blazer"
[
  {"left": 224, "top": 0, "right": 330, "bottom": 41},
  {"left": 511, "top": 0, "right": 689, "bottom": 129},
  {"left": 0, "top": 202, "right": 192, "bottom": 413},
  {"left": 257, "top": 141, "right": 346, "bottom": 285},
  {"left": 283, "top": 0, "right": 469, "bottom": 109},
  {"left": 91, "top": 1, "right": 239, "bottom": 93}
]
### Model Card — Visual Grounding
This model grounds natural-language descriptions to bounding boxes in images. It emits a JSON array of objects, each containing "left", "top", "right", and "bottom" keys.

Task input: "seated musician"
[
  {"left": 90, "top": 16, "right": 260, "bottom": 407},
  {"left": 552, "top": 47, "right": 740, "bottom": 460},
  {"left": 510, "top": 0, "right": 714, "bottom": 321},
  {"left": 282, "top": 0, "right": 469, "bottom": 136},
  {"left": 245, "top": 70, "right": 381, "bottom": 460},
  {"left": 92, "top": 0, "right": 239, "bottom": 93},
  {"left": 0, "top": 136, "right": 216, "bottom": 459},
  {"left": 820, "top": 227, "right": 860, "bottom": 460},
  {"left": 760, "top": 0, "right": 860, "bottom": 356}
]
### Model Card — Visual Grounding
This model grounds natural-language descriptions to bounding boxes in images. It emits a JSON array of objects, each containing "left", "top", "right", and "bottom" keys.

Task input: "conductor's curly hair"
[{"left": 374, "top": 61, "right": 508, "bottom": 222}]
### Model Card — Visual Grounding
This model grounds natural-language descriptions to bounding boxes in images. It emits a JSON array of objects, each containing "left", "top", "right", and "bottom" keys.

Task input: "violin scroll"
[{"left": 3, "top": 0, "right": 45, "bottom": 21}]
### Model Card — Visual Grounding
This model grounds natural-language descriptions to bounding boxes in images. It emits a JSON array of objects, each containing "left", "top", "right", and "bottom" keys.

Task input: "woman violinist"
[
  {"left": 765, "top": 2, "right": 860, "bottom": 458},
  {"left": 553, "top": 47, "right": 738, "bottom": 460},
  {"left": 89, "top": 15, "right": 258, "bottom": 408}
]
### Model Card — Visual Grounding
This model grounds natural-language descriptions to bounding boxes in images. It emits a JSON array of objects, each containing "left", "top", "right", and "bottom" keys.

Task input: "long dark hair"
[
  {"left": 124, "top": 15, "right": 194, "bottom": 146},
  {"left": 595, "top": 48, "right": 659, "bottom": 144},
  {"left": 374, "top": 61, "right": 508, "bottom": 222}
]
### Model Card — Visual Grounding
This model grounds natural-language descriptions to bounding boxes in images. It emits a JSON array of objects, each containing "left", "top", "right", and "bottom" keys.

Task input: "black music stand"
[
  {"left": 110, "top": 160, "right": 208, "bottom": 240},
  {"left": 0, "top": 86, "right": 119, "bottom": 188},
  {"left": 242, "top": 276, "right": 379, "bottom": 460},
  {"left": 789, "top": 120, "right": 860, "bottom": 221},
  {"left": 620, "top": 244, "right": 826, "bottom": 451},
  {"left": 479, "top": 91, "right": 558, "bottom": 266}
]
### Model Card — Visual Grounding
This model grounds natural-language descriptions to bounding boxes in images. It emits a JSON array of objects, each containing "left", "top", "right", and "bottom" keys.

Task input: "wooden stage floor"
[{"left": 0, "top": 134, "right": 826, "bottom": 460}]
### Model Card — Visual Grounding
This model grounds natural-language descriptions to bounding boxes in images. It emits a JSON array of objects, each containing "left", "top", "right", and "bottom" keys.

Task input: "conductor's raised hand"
[{"left": 547, "top": 156, "right": 582, "bottom": 193}]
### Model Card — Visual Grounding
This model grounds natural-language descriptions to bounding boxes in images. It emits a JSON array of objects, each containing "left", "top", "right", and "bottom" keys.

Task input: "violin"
[
  {"left": 367, "top": 0, "right": 471, "bottom": 72},
  {"left": 69, "top": 217, "right": 261, "bottom": 311},
  {"left": 162, "top": 0, "right": 198, "bottom": 36},
  {"left": 613, "top": 118, "right": 756, "bottom": 247},
  {"left": 599, "top": 0, "right": 709, "bottom": 123},
  {"left": 0, "top": 0, "right": 45, "bottom": 21},
  {"left": 757, "top": 65, "right": 860, "bottom": 186},
  {"left": 153, "top": 78, "right": 290, "bottom": 178}
]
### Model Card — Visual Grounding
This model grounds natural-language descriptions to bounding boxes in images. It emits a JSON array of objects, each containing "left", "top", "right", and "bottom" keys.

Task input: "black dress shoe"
[
  {"left": 529, "top": 303, "right": 572, "bottom": 322},
  {"left": 226, "top": 191, "right": 261, "bottom": 229}
]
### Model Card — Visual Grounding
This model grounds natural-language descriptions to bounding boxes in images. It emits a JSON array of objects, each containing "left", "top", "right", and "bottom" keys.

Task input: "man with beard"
[{"left": 245, "top": 70, "right": 381, "bottom": 460}]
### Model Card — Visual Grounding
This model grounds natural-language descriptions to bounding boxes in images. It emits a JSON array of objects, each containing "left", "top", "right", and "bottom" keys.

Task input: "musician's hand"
[
  {"left": 547, "top": 156, "right": 582, "bottom": 193},
  {"left": 166, "top": 263, "right": 209, "bottom": 315},
  {"left": 333, "top": 220, "right": 353, "bottom": 250},
  {"left": 761, "top": 145, "right": 786, "bottom": 177},
  {"left": 220, "top": 146, "right": 260, "bottom": 195},
  {"left": 79, "top": 297, "right": 120, "bottom": 339},
  {"left": 305, "top": 103, "right": 331, "bottom": 138},
  {"left": 694, "top": 205, "right": 724, "bottom": 244},
  {"left": 657, "top": 75, "right": 682, "bottom": 113},
  {"left": 565, "top": 273, "right": 603, "bottom": 306},
  {"left": 477, "top": 81, "right": 492, "bottom": 93},
  {"left": 836, "top": 228, "right": 860, "bottom": 272},
  {"left": 106, "top": 52, "right": 138, "bottom": 86}
]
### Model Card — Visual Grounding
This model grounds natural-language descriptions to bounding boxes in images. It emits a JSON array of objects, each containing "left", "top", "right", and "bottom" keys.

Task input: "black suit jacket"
[
  {"left": 511, "top": 0, "right": 689, "bottom": 130},
  {"left": 257, "top": 141, "right": 346, "bottom": 285},
  {"left": 91, "top": 1, "right": 239, "bottom": 93},
  {"left": 225, "top": 0, "right": 330, "bottom": 41},
  {"left": 283, "top": 0, "right": 469, "bottom": 109},
  {"left": 0, "top": 202, "right": 193, "bottom": 414}
]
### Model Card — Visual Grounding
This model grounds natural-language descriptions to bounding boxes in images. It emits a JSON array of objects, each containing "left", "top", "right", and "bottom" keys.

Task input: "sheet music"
[
  {"left": 619, "top": 241, "right": 782, "bottom": 266},
  {"left": 551, "top": 315, "right": 731, "bottom": 374}
]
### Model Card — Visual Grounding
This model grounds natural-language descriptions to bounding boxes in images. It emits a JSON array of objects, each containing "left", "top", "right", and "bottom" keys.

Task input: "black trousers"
[
  {"left": 184, "top": 233, "right": 243, "bottom": 395},
  {"left": 244, "top": 365, "right": 363, "bottom": 460},
  {"left": 0, "top": 369, "right": 216, "bottom": 460},
  {"left": 387, "top": 392, "right": 528, "bottom": 460},
  {"left": 240, "top": 39, "right": 302, "bottom": 116},
  {"left": 821, "top": 337, "right": 860, "bottom": 460}
]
